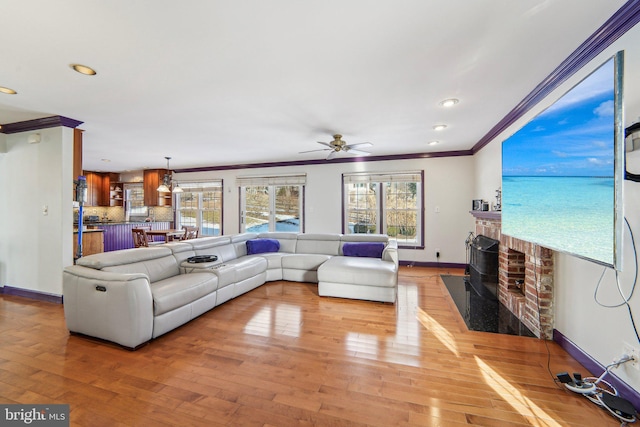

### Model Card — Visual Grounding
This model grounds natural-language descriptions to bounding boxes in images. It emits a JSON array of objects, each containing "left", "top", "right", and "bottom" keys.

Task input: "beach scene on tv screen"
[{"left": 502, "top": 57, "right": 615, "bottom": 266}]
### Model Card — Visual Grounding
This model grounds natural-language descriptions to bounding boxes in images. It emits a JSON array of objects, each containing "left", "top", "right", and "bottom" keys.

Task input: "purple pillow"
[
  {"left": 246, "top": 238, "right": 280, "bottom": 255},
  {"left": 342, "top": 242, "right": 385, "bottom": 258}
]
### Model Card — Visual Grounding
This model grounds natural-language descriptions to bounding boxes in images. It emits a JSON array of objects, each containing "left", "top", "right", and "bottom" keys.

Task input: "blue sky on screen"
[{"left": 502, "top": 58, "right": 615, "bottom": 177}]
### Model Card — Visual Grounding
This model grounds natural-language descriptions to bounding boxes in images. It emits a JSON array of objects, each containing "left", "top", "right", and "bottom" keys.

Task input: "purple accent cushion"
[
  {"left": 342, "top": 242, "right": 385, "bottom": 258},
  {"left": 246, "top": 238, "right": 280, "bottom": 255}
]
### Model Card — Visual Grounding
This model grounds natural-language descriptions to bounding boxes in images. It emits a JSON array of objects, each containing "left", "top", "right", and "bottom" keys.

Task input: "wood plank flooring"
[{"left": 0, "top": 266, "right": 618, "bottom": 426}]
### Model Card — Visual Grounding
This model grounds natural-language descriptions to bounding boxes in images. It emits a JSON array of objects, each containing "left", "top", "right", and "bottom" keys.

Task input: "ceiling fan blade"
[
  {"left": 299, "top": 148, "right": 332, "bottom": 154},
  {"left": 317, "top": 141, "right": 334, "bottom": 148},
  {"left": 326, "top": 150, "right": 338, "bottom": 160},
  {"left": 345, "top": 142, "right": 373, "bottom": 150},
  {"left": 345, "top": 149, "right": 371, "bottom": 156}
]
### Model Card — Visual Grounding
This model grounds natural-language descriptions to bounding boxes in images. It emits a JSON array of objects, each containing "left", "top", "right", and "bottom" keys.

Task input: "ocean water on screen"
[{"left": 502, "top": 176, "right": 614, "bottom": 265}]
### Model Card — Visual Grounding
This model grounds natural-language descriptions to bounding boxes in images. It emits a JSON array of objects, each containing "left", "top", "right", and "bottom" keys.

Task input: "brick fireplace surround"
[{"left": 471, "top": 211, "right": 554, "bottom": 339}]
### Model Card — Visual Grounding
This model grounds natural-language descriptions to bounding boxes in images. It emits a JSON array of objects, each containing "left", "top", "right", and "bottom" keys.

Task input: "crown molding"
[
  {"left": 0, "top": 116, "right": 83, "bottom": 134},
  {"left": 176, "top": 149, "right": 473, "bottom": 173},
  {"left": 472, "top": 0, "right": 640, "bottom": 153}
]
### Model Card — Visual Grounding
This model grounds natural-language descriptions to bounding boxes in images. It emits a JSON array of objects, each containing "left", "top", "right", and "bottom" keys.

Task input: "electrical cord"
[
  {"left": 580, "top": 358, "right": 638, "bottom": 425},
  {"left": 594, "top": 217, "right": 640, "bottom": 345},
  {"left": 595, "top": 218, "right": 638, "bottom": 308}
]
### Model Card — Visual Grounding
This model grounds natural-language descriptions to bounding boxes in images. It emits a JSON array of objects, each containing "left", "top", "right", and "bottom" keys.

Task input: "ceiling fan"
[{"left": 300, "top": 134, "right": 373, "bottom": 160}]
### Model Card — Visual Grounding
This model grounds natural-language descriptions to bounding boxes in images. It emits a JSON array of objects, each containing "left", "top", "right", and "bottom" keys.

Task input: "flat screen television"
[{"left": 501, "top": 51, "right": 624, "bottom": 270}]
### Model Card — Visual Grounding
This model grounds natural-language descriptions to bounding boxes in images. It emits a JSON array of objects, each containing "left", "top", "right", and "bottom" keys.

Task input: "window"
[
  {"left": 124, "top": 183, "right": 147, "bottom": 216},
  {"left": 175, "top": 181, "right": 223, "bottom": 236},
  {"left": 238, "top": 174, "right": 305, "bottom": 233},
  {"left": 343, "top": 171, "right": 423, "bottom": 248}
]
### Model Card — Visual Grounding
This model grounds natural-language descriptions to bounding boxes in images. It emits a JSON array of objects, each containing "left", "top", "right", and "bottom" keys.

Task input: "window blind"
[
  {"left": 236, "top": 173, "right": 307, "bottom": 187},
  {"left": 175, "top": 180, "right": 222, "bottom": 192},
  {"left": 342, "top": 171, "right": 421, "bottom": 184}
]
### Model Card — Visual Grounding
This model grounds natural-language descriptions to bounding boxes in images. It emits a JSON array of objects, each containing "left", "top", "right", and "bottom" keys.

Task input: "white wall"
[
  {"left": 473, "top": 24, "right": 640, "bottom": 391},
  {"left": 176, "top": 155, "right": 476, "bottom": 264},
  {"left": 0, "top": 127, "right": 74, "bottom": 296}
]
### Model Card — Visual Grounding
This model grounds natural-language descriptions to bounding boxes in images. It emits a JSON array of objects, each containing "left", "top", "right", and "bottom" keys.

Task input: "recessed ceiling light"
[
  {"left": 70, "top": 64, "right": 97, "bottom": 76},
  {"left": 0, "top": 86, "right": 17, "bottom": 95},
  {"left": 428, "top": 141, "right": 440, "bottom": 146},
  {"left": 433, "top": 124, "right": 447, "bottom": 131},
  {"left": 439, "top": 98, "right": 459, "bottom": 107},
  {"left": 101, "top": 158, "right": 111, "bottom": 162}
]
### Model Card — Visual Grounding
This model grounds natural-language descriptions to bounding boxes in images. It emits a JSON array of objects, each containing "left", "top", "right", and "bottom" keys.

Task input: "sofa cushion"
[
  {"left": 342, "top": 242, "right": 385, "bottom": 258},
  {"left": 295, "top": 233, "right": 341, "bottom": 255},
  {"left": 318, "top": 256, "right": 397, "bottom": 288},
  {"left": 258, "top": 232, "right": 298, "bottom": 253},
  {"left": 246, "top": 238, "right": 281, "bottom": 255},
  {"left": 150, "top": 272, "right": 218, "bottom": 316},
  {"left": 224, "top": 256, "right": 268, "bottom": 282},
  {"left": 100, "top": 252, "right": 180, "bottom": 283},
  {"left": 282, "top": 253, "right": 332, "bottom": 271}
]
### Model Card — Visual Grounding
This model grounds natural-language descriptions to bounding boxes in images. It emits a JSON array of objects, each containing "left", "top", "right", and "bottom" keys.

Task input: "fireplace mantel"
[{"left": 469, "top": 210, "right": 501, "bottom": 220}]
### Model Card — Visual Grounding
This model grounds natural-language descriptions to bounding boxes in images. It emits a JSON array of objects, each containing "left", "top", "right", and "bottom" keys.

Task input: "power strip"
[{"left": 564, "top": 382, "right": 596, "bottom": 394}]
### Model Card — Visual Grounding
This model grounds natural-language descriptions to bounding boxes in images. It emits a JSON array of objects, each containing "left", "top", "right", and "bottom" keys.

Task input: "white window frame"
[
  {"left": 343, "top": 171, "right": 423, "bottom": 249},
  {"left": 174, "top": 180, "right": 223, "bottom": 236},
  {"left": 237, "top": 174, "right": 306, "bottom": 233}
]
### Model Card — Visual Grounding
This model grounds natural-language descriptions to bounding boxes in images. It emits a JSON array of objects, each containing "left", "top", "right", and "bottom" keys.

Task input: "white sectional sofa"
[{"left": 62, "top": 232, "right": 398, "bottom": 349}]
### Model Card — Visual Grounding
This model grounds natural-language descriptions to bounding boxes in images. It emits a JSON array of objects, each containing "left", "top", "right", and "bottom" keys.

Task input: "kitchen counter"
[
  {"left": 73, "top": 228, "right": 105, "bottom": 233},
  {"left": 83, "top": 221, "right": 174, "bottom": 251},
  {"left": 76, "top": 221, "right": 172, "bottom": 226}
]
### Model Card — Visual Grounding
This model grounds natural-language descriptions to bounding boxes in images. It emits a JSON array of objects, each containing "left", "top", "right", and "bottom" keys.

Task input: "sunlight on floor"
[
  {"left": 475, "top": 356, "right": 562, "bottom": 427},
  {"left": 416, "top": 306, "right": 459, "bottom": 357},
  {"left": 243, "top": 303, "right": 302, "bottom": 337}
]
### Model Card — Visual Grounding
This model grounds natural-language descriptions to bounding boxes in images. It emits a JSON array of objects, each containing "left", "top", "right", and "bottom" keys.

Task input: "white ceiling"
[{"left": 0, "top": 1, "right": 631, "bottom": 172}]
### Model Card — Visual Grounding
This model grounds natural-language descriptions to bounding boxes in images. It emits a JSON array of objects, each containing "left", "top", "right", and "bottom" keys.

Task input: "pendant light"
[{"left": 157, "top": 157, "right": 173, "bottom": 193}]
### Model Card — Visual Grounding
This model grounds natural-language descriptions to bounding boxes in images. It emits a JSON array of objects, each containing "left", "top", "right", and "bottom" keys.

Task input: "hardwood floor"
[{"left": 0, "top": 266, "right": 617, "bottom": 426}]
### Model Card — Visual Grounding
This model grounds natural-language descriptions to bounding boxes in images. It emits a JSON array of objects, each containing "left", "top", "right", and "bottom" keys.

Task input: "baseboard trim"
[
  {"left": 553, "top": 329, "right": 640, "bottom": 411},
  {"left": 399, "top": 261, "right": 467, "bottom": 269},
  {"left": 0, "top": 285, "right": 63, "bottom": 304}
]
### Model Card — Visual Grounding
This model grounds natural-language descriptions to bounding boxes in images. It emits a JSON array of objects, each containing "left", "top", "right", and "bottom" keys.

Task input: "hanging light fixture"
[{"left": 157, "top": 157, "right": 173, "bottom": 193}]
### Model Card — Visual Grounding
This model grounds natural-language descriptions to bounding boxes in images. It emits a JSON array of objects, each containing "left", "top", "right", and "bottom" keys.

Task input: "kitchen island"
[
  {"left": 73, "top": 228, "right": 104, "bottom": 257},
  {"left": 79, "top": 221, "right": 174, "bottom": 252}
]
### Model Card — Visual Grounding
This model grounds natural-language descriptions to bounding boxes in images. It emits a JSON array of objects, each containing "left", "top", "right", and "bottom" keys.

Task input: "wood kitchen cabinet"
[
  {"left": 83, "top": 171, "right": 106, "bottom": 206},
  {"left": 73, "top": 129, "right": 83, "bottom": 181},
  {"left": 83, "top": 171, "right": 118, "bottom": 207},
  {"left": 144, "top": 169, "right": 172, "bottom": 207},
  {"left": 73, "top": 229, "right": 104, "bottom": 257}
]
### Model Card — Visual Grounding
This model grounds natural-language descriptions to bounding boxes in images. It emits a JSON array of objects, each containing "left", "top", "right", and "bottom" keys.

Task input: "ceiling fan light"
[
  {"left": 0, "top": 86, "right": 17, "bottom": 95},
  {"left": 70, "top": 64, "right": 97, "bottom": 75}
]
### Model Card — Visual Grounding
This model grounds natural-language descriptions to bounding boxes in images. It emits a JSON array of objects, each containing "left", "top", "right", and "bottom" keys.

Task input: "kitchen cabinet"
[
  {"left": 73, "top": 129, "right": 83, "bottom": 181},
  {"left": 144, "top": 169, "right": 172, "bottom": 207},
  {"left": 109, "top": 174, "right": 123, "bottom": 207},
  {"left": 73, "top": 229, "right": 104, "bottom": 257},
  {"left": 84, "top": 171, "right": 107, "bottom": 206}
]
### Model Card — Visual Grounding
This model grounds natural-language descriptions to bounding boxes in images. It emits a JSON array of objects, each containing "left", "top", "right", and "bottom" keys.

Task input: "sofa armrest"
[
  {"left": 63, "top": 265, "right": 154, "bottom": 349},
  {"left": 382, "top": 239, "right": 399, "bottom": 267}
]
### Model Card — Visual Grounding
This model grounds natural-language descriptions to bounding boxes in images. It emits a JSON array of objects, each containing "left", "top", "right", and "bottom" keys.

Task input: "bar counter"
[{"left": 76, "top": 221, "right": 173, "bottom": 251}]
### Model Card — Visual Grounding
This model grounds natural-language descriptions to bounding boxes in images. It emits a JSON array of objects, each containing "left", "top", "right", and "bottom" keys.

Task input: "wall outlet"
[
  {"left": 435, "top": 248, "right": 440, "bottom": 258},
  {"left": 623, "top": 342, "right": 640, "bottom": 370}
]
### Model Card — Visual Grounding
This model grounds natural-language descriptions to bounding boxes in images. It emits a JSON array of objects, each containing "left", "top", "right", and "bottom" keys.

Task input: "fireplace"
[
  {"left": 468, "top": 235, "right": 500, "bottom": 300},
  {"left": 469, "top": 211, "right": 554, "bottom": 339}
]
